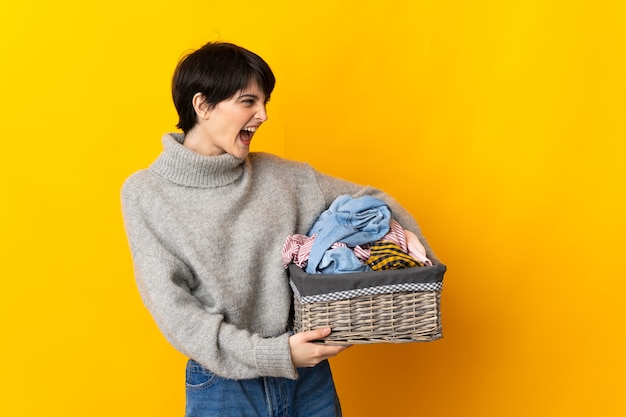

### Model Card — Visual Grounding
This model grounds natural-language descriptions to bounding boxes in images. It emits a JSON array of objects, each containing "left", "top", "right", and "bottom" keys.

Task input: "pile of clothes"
[{"left": 282, "top": 195, "right": 432, "bottom": 274}]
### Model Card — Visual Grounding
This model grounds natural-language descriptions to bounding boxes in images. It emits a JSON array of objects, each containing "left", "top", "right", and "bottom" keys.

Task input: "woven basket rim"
[{"left": 288, "top": 263, "right": 446, "bottom": 298}]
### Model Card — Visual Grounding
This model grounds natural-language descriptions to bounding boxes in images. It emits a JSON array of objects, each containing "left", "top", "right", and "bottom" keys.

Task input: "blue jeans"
[{"left": 185, "top": 359, "right": 342, "bottom": 417}]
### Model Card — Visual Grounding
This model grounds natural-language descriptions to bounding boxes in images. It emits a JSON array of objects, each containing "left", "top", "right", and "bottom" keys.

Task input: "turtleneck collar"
[{"left": 149, "top": 133, "right": 245, "bottom": 188}]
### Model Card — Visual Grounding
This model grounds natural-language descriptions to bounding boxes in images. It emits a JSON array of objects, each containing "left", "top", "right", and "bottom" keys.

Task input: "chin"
[{"left": 232, "top": 149, "right": 250, "bottom": 159}]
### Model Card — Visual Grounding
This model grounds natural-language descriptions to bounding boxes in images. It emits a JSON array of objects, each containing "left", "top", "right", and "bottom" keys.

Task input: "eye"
[{"left": 239, "top": 98, "right": 256, "bottom": 107}]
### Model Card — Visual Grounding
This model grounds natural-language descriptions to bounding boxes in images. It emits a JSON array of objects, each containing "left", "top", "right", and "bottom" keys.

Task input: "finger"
[
  {"left": 324, "top": 344, "right": 350, "bottom": 356},
  {"left": 298, "top": 327, "right": 331, "bottom": 343}
]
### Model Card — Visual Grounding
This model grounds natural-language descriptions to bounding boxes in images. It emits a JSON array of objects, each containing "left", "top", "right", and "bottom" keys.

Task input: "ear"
[{"left": 192, "top": 93, "right": 211, "bottom": 120}]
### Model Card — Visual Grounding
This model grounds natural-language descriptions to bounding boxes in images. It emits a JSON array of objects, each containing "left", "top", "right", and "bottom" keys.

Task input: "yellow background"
[{"left": 1, "top": 1, "right": 625, "bottom": 416}]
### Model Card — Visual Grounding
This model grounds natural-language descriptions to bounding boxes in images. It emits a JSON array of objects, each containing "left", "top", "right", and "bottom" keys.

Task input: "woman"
[{"left": 121, "top": 41, "right": 438, "bottom": 416}]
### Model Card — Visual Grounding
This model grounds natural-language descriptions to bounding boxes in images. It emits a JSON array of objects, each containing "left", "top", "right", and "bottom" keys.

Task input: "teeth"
[{"left": 242, "top": 127, "right": 257, "bottom": 133}]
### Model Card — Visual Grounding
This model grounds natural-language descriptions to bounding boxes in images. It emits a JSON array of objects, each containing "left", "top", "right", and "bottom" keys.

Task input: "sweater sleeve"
[
  {"left": 121, "top": 178, "right": 298, "bottom": 380},
  {"left": 312, "top": 170, "right": 441, "bottom": 264}
]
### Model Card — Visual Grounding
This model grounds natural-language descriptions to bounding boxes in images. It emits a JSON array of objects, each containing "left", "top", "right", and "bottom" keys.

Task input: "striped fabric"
[
  {"left": 281, "top": 234, "right": 316, "bottom": 268},
  {"left": 381, "top": 219, "right": 409, "bottom": 251}
]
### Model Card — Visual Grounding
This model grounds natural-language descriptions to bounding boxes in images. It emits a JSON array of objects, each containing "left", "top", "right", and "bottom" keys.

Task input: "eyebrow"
[{"left": 238, "top": 93, "right": 261, "bottom": 100}]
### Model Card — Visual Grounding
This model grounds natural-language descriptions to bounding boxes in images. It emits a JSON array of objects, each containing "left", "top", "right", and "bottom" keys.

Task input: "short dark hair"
[{"left": 172, "top": 42, "right": 276, "bottom": 133}]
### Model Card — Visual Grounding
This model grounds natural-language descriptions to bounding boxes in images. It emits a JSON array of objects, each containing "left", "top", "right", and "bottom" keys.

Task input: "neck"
[{"left": 182, "top": 127, "right": 223, "bottom": 156}]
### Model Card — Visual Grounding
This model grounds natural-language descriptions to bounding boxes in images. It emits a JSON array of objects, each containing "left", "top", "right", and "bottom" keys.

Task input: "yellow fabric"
[{"left": 366, "top": 241, "right": 423, "bottom": 271}]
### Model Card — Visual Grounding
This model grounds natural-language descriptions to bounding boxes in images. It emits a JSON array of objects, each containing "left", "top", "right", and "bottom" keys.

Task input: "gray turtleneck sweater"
[{"left": 121, "top": 133, "right": 438, "bottom": 380}]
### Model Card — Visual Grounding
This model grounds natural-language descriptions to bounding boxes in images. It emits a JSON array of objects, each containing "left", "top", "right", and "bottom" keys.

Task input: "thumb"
[{"left": 299, "top": 327, "right": 331, "bottom": 342}]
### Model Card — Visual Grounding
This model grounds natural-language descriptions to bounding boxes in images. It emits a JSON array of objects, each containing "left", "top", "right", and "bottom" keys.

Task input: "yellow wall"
[{"left": 1, "top": 1, "right": 625, "bottom": 416}]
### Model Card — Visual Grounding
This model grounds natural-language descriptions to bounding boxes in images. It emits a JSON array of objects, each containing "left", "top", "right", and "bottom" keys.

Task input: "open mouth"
[{"left": 240, "top": 126, "right": 257, "bottom": 142}]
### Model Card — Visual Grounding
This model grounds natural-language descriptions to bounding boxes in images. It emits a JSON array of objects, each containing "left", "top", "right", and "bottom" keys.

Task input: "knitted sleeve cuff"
[{"left": 255, "top": 334, "right": 298, "bottom": 380}]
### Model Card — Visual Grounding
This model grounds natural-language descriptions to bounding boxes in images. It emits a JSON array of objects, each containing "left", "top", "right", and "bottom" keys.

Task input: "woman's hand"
[{"left": 288, "top": 327, "right": 350, "bottom": 368}]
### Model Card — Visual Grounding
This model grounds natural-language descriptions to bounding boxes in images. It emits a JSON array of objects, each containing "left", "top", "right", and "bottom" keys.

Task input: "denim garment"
[
  {"left": 305, "top": 194, "right": 391, "bottom": 274},
  {"left": 185, "top": 359, "right": 342, "bottom": 417},
  {"left": 317, "top": 246, "right": 372, "bottom": 274}
]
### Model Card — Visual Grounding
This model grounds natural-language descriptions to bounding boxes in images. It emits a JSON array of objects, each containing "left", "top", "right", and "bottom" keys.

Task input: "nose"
[{"left": 255, "top": 104, "right": 268, "bottom": 122}]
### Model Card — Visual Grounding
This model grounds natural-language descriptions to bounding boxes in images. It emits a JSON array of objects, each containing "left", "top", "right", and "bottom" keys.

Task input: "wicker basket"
[{"left": 289, "top": 263, "right": 446, "bottom": 345}]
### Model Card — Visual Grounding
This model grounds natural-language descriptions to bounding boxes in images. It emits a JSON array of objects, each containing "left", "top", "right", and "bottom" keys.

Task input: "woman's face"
[{"left": 190, "top": 81, "right": 269, "bottom": 158}]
